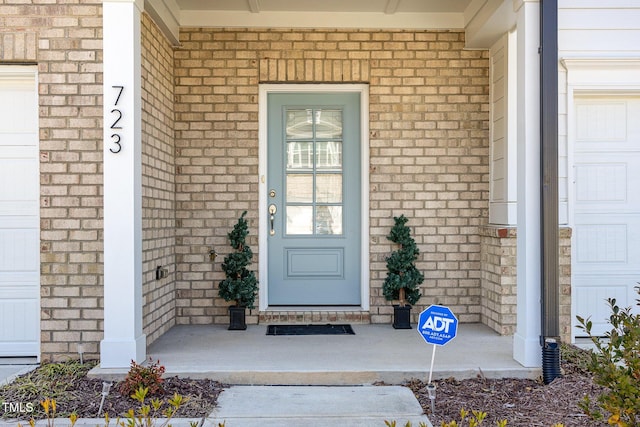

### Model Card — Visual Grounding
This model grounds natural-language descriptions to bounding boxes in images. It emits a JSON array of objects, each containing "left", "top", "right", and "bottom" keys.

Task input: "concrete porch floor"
[{"left": 91, "top": 323, "right": 540, "bottom": 385}]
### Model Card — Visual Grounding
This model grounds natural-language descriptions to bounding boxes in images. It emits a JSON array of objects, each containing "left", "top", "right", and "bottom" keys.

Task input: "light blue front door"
[{"left": 267, "top": 92, "right": 361, "bottom": 305}]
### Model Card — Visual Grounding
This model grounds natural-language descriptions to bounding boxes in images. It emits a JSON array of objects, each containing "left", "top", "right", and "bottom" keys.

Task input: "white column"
[
  {"left": 100, "top": 0, "right": 146, "bottom": 368},
  {"left": 513, "top": 0, "right": 542, "bottom": 368}
]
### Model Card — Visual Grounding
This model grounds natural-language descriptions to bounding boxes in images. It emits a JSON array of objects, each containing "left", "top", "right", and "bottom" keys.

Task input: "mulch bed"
[
  {"left": 0, "top": 361, "right": 224, "bottom": 420},
  {"left": 1, "top": 345, "right": 609, "bottom": 425},
  {"left": 70, "top": 376, "right": 224, "bottom": 420},
  {"left": 408, "top": 345, "right": 608, "bottom": 426}
]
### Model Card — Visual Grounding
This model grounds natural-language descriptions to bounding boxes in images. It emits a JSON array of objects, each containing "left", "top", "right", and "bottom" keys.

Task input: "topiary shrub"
[
  {"left": 218, "top": 211, "right": 258, "bottom": 308},
  {"left": 382, "top": 214, "right": 423, "bottom": 307},
  {"left": 576, "top": 286, "right": 640, "bottom": 427}
]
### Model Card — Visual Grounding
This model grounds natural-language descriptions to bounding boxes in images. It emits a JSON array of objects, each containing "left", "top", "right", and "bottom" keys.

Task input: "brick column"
[{"left": 100, "top": 0, "right": 146, "bottom": 368}]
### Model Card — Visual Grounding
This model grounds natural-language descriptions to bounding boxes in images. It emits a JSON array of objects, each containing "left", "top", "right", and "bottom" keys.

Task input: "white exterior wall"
[{"left": 558, "top": 0, "right": 640, "bottom": 225}]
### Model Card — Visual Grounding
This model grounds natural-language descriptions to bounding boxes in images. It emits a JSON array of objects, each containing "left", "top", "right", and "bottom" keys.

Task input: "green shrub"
[
  {"left": 119, "top": 359, "right": 165, "bottom": 398},
  {"left": 218, "top": 211, "right": 259, "bottom": 308},
  {"left": 382, "top": 215, "right": 423, "bottom": 306},
  {"left": 576, "top": 287, "right": 640, "bottom": 427}
]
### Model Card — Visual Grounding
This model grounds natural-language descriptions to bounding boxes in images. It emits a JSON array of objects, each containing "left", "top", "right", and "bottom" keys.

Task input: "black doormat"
[{"left": 266, "top": 324, "right": 355, "bottom": 336}]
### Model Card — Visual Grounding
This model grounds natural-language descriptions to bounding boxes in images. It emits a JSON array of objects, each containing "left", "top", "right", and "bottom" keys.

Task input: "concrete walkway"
[
  {"left": 207, "top": 385, "right": 432, "bottom": 426},
  {"left": 0, "top": 386, "right": 431, "bottom": 427}
]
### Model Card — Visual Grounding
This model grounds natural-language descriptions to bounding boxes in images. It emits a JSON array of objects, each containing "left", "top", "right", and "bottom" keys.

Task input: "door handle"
[{"left": 268, "top": 204, "right": 277, "bottom": 236}]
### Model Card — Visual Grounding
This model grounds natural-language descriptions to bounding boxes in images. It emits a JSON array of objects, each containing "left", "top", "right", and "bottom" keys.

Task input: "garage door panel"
[
  {"left": 0, "top": 83, "right": 37, "bottom": 133},
  {"left": 575, "top": 162, "right": 627, "bottom": 204},
  {"left": 0, "top": 229, "right": 39, "bottom": 271},
  {"left": 0, "top": 159, "right": 39, "bottom": 202},
  {"left": 575, "top": 223, "right": 628, "bottom": 265},
  {"left": 575, "top": 154, "right": 640, "bottom": 209},
  {"left": 574, "top": 279, "right": 631, "bottom": 336},
  {"left": 575, "top": 99, "right": 640, "bottom": 152},
  {"left": 576, "top": 101, "right": 627, "bottom": 143},
  {"left": 0, "top": 298, "right": 39, "bottom": 356},
  {"left": 574, "top": 216, "right": 640, "bottom": 266}
]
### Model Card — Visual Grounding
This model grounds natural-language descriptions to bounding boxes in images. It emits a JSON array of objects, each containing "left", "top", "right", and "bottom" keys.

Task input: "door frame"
[{"left": 258, "top": 84, "right": 370, "bottom": 311}]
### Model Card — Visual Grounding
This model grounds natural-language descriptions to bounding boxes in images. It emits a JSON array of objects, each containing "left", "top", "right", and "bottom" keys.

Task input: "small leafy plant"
[
  {"left": 122, "top": 386, "right": 184, "bottom": 427},
  {"left": 576, "top": 286, "right": 640, "bottom": 427},
  {"left": 384, "top": 421, "right": 428, "bottom": 427},
  {"left": 119, "top": 359, "right": 165, "bottom": 398},
  {"left": 18, "top": 388, "right": 186, "bottom": 427},
  {"left": 219, "top": 211, "right": 259, "bottom": 308},
  {"left": 382, "top": 215, "right": 423, "bottom": 307},
  {"left": 17, "top": 398, "right": 77, "bottom": 427},
  {"left": 440, "top": 408, "right": 506, "bottom": 427}
]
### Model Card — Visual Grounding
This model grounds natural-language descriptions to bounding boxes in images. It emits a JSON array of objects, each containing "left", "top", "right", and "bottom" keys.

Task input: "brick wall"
[
  {"left": 480, "top": 226, "right": 517, "bottom": 335},
  {"left": 174, "top": 28, "right": 490, "bottom": 325},
  {"left": 559, "top": 227, "right": 572, "bottom": 343},
  {"left": 480, "top": 226, "right": 573, "bottom": 339},
  {"left": 0, "top": 1, "right": 104, "bottom": 361},
  {"left": 140, "top": 13, "right": 177, "bottom": 345}
]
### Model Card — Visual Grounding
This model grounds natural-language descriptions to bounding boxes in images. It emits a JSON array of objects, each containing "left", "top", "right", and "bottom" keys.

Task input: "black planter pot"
[
  {"left": 393, "top": 304, "right": 412, "bottom": 329},
  {"left": 228, "top": 306, "right": 247, "bottom": 330}
]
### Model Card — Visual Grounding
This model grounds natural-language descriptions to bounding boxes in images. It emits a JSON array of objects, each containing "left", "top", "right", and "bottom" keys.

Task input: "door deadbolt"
[{"left": 269, "top": 189, "right": 276, "bottom": 198}]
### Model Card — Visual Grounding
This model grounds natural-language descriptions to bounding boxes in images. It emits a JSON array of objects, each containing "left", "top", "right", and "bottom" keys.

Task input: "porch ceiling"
[
  {"left": 176, "top": 0, "right": 472, "bottom": 14},
  {"left": 146, "top": 0, "right": 512, "bottom": 49}
]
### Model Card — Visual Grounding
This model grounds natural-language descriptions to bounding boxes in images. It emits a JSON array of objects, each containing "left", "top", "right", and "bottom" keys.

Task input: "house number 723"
[{"left": 109, "top": 85, "right": 124, "bottom": 153}]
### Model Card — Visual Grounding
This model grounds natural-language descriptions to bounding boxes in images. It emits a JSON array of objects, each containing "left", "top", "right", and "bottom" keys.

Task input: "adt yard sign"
[{"left": 418, "top": 304, "right": 458, "bottom": 346}]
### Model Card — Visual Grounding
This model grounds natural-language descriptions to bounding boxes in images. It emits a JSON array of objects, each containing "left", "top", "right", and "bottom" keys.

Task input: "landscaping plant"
[
  {"left": 382, "top": 214, "right": 423, "bottom": 307},
  {"left": 218, "top": 211, "right": 258, "bottom": 308},
  {"left": 439, "top": 408, "right": 505, "bottom": 427},
  {"left": 119, "top": 359, "right": 165, "bottom": 398},
  {"left": 576, "top": 286, "right": 640, "bottom": 427},
  {"left": 121, "top": 386, "right": 184, "bottom": 427},
  {"left": 17, "top": 388, "right": 186, "bottom": 427}
]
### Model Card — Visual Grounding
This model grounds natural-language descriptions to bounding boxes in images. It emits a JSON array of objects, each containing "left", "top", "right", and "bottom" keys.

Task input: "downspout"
[{"left": 540, "top": 0, "right": 561, "bottom": 384}]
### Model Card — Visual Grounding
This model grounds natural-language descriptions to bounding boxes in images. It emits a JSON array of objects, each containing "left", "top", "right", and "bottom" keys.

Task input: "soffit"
[
  {"left": 145, "top": 0, "right": 512, "bottom": 48},
  {"left": 174, "top": 0, "right": 471, "bottom": 29},
  {"left": 176, "top": 0, "right": 471, "bottom": 14}
]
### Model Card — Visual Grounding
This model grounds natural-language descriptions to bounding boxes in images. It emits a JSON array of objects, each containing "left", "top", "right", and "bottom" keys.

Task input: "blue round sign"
[{"left": 418, "top": 305, "right": 458, "bottom": 346}]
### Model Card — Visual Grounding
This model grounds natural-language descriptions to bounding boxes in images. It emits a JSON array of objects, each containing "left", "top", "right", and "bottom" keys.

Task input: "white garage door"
[
  {"left": 573, "top": 96, "right": 640, "bottom": 337},
  {"left": 0, "top": 66, "right": 40, "bottom": 356}
]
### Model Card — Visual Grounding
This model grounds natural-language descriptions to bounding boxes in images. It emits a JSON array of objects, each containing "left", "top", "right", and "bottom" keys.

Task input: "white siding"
[
  {"left": 559, "top": 0, "right": 640, "bottom": 57},
  {"left": 488, "top": 32, "right": 517, "bottom": 225},
  {"left": 558, "top": 0, "right": 640, "bottom": 227}
]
